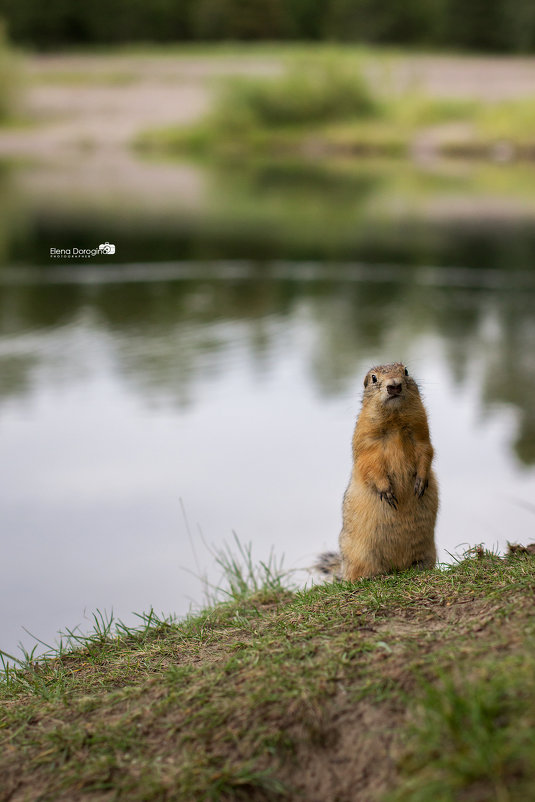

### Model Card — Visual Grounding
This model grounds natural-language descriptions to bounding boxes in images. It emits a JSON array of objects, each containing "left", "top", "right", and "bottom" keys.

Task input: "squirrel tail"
[{"left": 314, "top": 551, "right": 342, "bottom": 580}]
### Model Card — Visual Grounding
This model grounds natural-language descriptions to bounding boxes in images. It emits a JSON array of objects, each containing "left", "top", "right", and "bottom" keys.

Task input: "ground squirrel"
[{"left": 317, "top": 362, "right": 438, "bottom": 581}]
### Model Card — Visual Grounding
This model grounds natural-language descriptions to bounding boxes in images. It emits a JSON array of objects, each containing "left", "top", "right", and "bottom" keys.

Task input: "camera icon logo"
[{"left": 99, "top": 242, "right": 116, "bottom": 255}]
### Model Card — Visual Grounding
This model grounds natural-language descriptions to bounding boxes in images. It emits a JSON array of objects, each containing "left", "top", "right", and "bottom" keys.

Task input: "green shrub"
[{"left": 215, "top": 56, "right": 379, "bottom": 131}]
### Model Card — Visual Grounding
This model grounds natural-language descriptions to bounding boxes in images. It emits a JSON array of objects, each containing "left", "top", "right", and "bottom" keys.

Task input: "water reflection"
[
  {"left": 1, "top": 265, "right": 534, "bottom": 462},
  {"left": 4, "top": 157, "right": 535, "bottom": 267}
]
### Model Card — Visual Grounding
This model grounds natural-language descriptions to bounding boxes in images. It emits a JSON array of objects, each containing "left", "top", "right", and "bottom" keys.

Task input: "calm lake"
[{"left": 1, "top": 156, "right": 535, "bottom": 661}]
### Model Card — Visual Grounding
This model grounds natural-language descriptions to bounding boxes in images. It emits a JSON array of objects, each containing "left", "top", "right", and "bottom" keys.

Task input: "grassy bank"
[
  {"left": 136, "top": 53, "right": 535, "bottom": 161},
  {"left": 2, "top": 547, "right": 535, "bottom": 800}
]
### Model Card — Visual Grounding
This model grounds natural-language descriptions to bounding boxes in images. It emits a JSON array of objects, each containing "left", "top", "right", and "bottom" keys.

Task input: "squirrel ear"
[{"left": 364, "top": 374, "right": 369, "bottom": 388}]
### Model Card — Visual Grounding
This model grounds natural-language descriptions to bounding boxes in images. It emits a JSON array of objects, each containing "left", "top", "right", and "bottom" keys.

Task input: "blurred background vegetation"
[
  {"left": 1, "top": 0, "right": 535, "bottom": 52},
  {"left": 0, "top": 21, "right": 20, "bottom": 121}
]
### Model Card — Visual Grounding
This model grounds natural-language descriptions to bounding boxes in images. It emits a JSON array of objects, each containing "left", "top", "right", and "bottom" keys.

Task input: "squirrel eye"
[
  {"left": 404, "top": 367, "right": 409, "bottom": 376},
  {"left": 371, "top": 374, "right": 378, "bottom": 383}
]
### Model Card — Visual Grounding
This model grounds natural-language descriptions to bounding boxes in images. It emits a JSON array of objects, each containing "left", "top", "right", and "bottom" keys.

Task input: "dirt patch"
[{"left": 287, "top": 704, "right": 398, "bottom": 802}]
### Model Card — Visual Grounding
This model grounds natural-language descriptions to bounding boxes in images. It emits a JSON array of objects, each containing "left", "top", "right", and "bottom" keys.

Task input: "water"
[{"left": 1, "top": 159, "right": 535, "bottom": 661}]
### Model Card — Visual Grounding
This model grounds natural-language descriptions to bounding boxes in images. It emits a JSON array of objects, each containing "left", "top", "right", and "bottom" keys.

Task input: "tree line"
[{"left": 1, "top": 0, "right": 535, "bottom": 52}]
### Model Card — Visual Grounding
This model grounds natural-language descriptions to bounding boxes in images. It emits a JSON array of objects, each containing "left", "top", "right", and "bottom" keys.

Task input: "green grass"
[
  {"left": 2, "top": 547, "right": 535, "bottom": 800},
  {"left": 390, "top": 658, "right": 535, "bottom": 802},
  {"left": 201, "top": 530, "right": 289, "bottom": 605}
]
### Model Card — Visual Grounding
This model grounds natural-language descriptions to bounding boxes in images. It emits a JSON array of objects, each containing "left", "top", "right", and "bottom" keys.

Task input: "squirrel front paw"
[
  {"left": 414, "top": 476, "right": 429, "bottom": 498},
  {"left": 378, "top": 489, "right": 398, "bottom": 509}
]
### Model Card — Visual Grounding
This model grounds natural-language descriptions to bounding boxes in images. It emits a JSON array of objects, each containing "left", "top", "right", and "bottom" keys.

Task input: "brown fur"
[{"left": 318, "top": 363, "right": 438, "bottom": 581}]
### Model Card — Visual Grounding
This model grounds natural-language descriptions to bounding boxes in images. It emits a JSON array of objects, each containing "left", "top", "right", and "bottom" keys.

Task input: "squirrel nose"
[{"left": 387, "top": 382, "right": 402, "bottom": 396}]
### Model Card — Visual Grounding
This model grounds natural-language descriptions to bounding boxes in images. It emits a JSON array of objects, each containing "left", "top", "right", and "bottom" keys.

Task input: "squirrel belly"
[{"left": 340, "top": 465, "right": 438, "bottom": 580}]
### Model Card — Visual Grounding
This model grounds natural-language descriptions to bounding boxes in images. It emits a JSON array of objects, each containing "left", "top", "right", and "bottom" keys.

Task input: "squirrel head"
[{"left": 363, "top": 362, "right": 420, "bottom": 409}]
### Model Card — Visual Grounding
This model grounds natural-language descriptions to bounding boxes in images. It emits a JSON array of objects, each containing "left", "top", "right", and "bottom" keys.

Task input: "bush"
[{"left": 215, "top": 57, "right": 379, "bottom": 131}]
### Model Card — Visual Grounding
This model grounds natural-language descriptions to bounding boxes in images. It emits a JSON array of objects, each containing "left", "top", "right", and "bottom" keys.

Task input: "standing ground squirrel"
[{"left": 317, "top": 362, "right": 438, "bottom": 581}]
